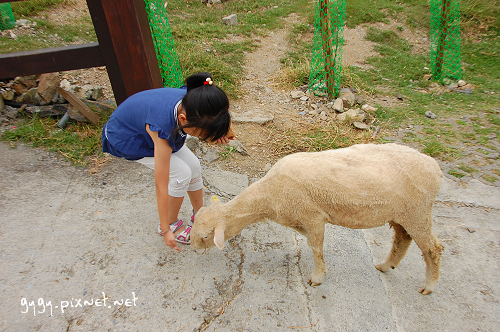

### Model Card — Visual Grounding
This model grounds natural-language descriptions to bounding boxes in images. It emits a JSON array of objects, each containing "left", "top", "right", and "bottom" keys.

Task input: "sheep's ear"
[{"left": 213, "top": 224, "right": 225, "bottom": 250}]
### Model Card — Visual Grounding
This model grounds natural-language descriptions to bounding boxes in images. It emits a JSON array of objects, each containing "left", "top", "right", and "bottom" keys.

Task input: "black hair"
[{"left": 175, "top": 72, "right": 230, "bottom": 142}]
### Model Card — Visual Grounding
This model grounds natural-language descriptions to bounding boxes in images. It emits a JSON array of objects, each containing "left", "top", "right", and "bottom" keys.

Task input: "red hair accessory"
[{"left": 204, "top": 77, "right": 213, "bottom": 85}]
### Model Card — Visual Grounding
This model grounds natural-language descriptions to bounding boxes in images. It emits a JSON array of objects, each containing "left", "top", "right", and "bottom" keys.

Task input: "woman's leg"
[{"left": 171, "top": 145, "right": 204, "bottom": 214}]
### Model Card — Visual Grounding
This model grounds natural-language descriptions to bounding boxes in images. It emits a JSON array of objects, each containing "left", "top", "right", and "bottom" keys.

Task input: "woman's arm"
[{"left": 146, "top": 124, "right": 181, "bottom": 252}]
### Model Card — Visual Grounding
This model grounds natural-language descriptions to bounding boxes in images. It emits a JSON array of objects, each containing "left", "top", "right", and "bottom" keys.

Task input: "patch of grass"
[
  {"left": 457, "top": 164, "right": 478, "bottom": 174},
  {"left": 11, "top": 0, "right": 68, "bottom": 17},
  {"left": 268, "top": 121, "right": 372, "bottom": 157},
  {"left": 219, "top": 145, "right": 237, "bottom": 159},
  {"left": 448, "top": 169, "right": 466, "bottom": 178},
  {"left": 481, "top": 174, "right": 498, "bottom": 183},
  {"left": 1, "top": 115, "right": 108, "bottom": 165}
]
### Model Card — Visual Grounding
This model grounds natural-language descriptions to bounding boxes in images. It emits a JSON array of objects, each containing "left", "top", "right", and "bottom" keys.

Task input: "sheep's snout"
[{"left": 193, "top": 248, "right": 207, "bottom": 255}]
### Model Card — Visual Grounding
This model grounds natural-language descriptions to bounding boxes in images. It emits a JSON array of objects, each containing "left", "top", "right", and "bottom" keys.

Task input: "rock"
[
  {"left": 356, "top": 95, "right": 364, "bottom": 105},
  {"left": 353, "top": 121, "right": 369, "bottom": 130},
  {"left": 74, "top": 84, "right": 102, "bottom": 101},
  {"left": 339, "top": 88, "right": 356, "bottom": 108},
  {"left": 231, "top": 111, "right": 274, "bottom": 125},
  {"left": 12, "top": 83, "right": 28, "bottom": 95},
  {"left": 185, "top": 135, "right": 200, "bottom": 151},
  {"left": 361, "top": 104, "right": 377, "bottom": 112},
  {"left": 37, "top": 73, "right": 60, "bottom": 103},
  {"left": 333, "top": 98, "right": 344, "bottom": 112},
  {"left": 228, "top": 139, "right": 248, "bottom": 155},
  {"left": 425, "top": 111, "right": 437, "bottom": 119},
  {"left": 14, "top": 75, "right": 38, "bottom": 89},
  {"left": 0, "top": 94, "right": 4, "bottom": 111},
  {"left": 300, "top": 96, "right": 309, "bottom": 101},
  {"left": 3, "top": 105, "right": 19, "bottom": 119},
  {"left": 222, "top": 14, "right": 238, "bottom": 26},
  {"left": 458, "top": 80, "right": 467, "bottom": 87},
  {"left": 397, "top": 92, "right": 403, "bottom": 100},
  {"left": 16, "top": 88, "right": 37, "bottom": 104},
  {"left": 204, "top": 148, "right": 220, "bottom": 163},
  {"left": 15, "top": 19, "right": 31, "bottom": 27},
  {"left": 60, "top": 79, "right": 72, "bottom": 91},
  {"left": 24, "top": 104, "right": 67, "bottom": 118},
  {"left": 2, "top": 89, "right": 15, "bottom": 101},
  {"left": 337, "top": 109, "right": 365, "bottom": 123},
  {"left": 311, "top": 103, "right": 318, "bottom": 110},
  {"left": 319, "top": 111, "right": 328, "bottom": 121},
  {"left": 290, "top": 90, "right": 305, "bottom": 99}
]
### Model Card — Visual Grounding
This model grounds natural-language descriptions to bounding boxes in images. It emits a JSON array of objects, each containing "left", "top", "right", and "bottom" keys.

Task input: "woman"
[{"left": 102, "top": 72, "right": 231, "bottom": 252}]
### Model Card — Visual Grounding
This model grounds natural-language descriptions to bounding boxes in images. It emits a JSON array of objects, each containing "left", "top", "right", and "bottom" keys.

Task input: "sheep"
[{"left": 191, "top": 143, "right": 444, "bottom": 295}]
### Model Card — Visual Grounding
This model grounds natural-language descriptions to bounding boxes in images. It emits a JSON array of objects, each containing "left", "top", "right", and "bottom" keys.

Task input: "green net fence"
[
  {"left": 309, "top": 0, "right": 346, "bottom": 98},
  {"left": 144, "top": 0, "right": 183, "bottom": 88},
  {"left": 430, "top": 0, "right": 461, "bottom": 84},
  {"left": 0, "top": 3, "right": 16, "bottom": 31}
]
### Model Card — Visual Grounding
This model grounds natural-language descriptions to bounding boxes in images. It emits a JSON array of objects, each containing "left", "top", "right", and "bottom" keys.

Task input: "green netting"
[
  {"left": 0, "top": 3, "right": 16, "bottom": 31},
  {"left": 430, "top": 0, "right": 462, "bottom": 83},
  {"left": 144, "top": 0, "right": 183, "bottom": 88},
  {"left": 309, "top": 0, "right": 346, "bottom": 98}
]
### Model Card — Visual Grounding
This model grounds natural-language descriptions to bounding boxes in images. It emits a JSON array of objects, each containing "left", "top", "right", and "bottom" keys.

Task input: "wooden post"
[
  {"left": 86, "top": 0, "right": 163, "bottom": 105},
  {"left": 320, "top": 0, "right": 335, "bottom": 98},
  {"left": 0, "top": 0, "right": 163, "bottom": 106}
]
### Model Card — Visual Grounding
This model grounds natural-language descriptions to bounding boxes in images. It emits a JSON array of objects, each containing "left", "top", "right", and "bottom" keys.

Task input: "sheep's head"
[{"left": 191, "top": 203, "right": 227, "bottom": 251}]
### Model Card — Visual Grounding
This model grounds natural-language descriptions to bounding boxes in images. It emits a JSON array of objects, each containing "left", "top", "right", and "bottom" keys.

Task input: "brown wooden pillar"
[{"left": 86, "top": 0, "right": 163, "bottom": 105}]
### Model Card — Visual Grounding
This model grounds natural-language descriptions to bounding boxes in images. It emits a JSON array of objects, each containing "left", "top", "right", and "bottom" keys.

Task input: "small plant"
[
  {"left": 448, "top": 169, "right": 466, "bottom": 178},
  {"left": 457, "top": 164, "right": 478, "bottom": 174},
  {"left": 1, "top": 115, "right": 106, "bottom": 165},
  {"left": 219, "top": 145, "right": 237, "bottom": 159},
  {"left": 481, "top": 174, "right": 498, "bottom": 183}
]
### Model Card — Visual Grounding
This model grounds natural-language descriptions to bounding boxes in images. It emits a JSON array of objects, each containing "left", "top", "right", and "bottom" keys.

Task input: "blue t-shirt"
[{"left": 102, "top": 88, "right": 187, "bottom": 160}]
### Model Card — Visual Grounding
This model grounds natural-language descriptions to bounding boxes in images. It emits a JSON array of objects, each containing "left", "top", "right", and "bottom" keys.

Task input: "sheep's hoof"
[
  {"left": 307, "top": 279, "right": 322, "bottom": 287},
  {"left": 419, "top": 287, "right": 433, "bottom": 295},
  {"left": 375, "top": 264, "right": 386, "bottom": 272}
]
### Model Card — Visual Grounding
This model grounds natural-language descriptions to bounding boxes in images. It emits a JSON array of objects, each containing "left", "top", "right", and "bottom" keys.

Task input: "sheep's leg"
[
  {"left": 376, "top": 222, "right": 413, "bottom": 272},
  {"left": 305, "top": 226, "right": 327, "bottom": 287},
  {"left": 411, "top": 231, "right": 443, "bottom": 295},
  {"left": 399, "top": 217, "right": 443, "bottom": 295}
]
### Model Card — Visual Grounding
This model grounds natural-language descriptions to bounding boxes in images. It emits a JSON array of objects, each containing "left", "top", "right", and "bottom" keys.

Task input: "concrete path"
[{"left": 1, "top": 142, "right": 499, "bottom": 331}]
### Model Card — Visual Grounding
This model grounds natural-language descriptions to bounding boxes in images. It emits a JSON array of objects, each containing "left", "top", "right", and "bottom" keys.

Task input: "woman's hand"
[
  {"left": 215, "top": 135, "right": 232, "bottom": 144},
  {"left": 163, "top": 230, "right": 181, "bottom": 252}
]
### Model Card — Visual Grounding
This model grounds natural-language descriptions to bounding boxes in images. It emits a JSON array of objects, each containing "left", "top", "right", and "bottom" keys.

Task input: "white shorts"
[{"left": 135, "top": 145, "right": 203, "bottom": 197}]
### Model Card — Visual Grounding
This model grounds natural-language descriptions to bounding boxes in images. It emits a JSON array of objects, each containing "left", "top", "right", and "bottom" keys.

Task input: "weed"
[
  {"left": 448, "top": 169, "right": 466, "bottom": 178},
  {"left": 481, "top": 174, "right": 498, "bottom": 183},
  {"left": 219, "top": 145, "right": 237, "bottom": 159},
  {"left": 1, "top": 115, "right": 107, "bottom": 165},
  {"left": 457, "top": 164, "right": 478, "bottom": 174}
]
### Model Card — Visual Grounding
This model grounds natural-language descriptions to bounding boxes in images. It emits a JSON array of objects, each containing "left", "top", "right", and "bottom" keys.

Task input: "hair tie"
[{"left": 204, "top": 77, "right": 213, "bottom": 85}]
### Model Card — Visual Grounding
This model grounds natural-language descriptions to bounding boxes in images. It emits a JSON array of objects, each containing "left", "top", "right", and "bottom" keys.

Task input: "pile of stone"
[
  {"left": 0, "top": 73, "right": 112, "bottom": 127},
  {"left": 291, "top": 87, "right": 377, "bottom": 130}
]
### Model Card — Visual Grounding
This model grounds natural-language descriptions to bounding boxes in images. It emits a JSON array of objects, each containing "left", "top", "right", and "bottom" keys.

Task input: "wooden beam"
[
  {"left": 0, "top": 43, "right": 104, "bottom": 79},
  {"left": 57, "top": 88, "right": 100, "bottom": 125}
]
